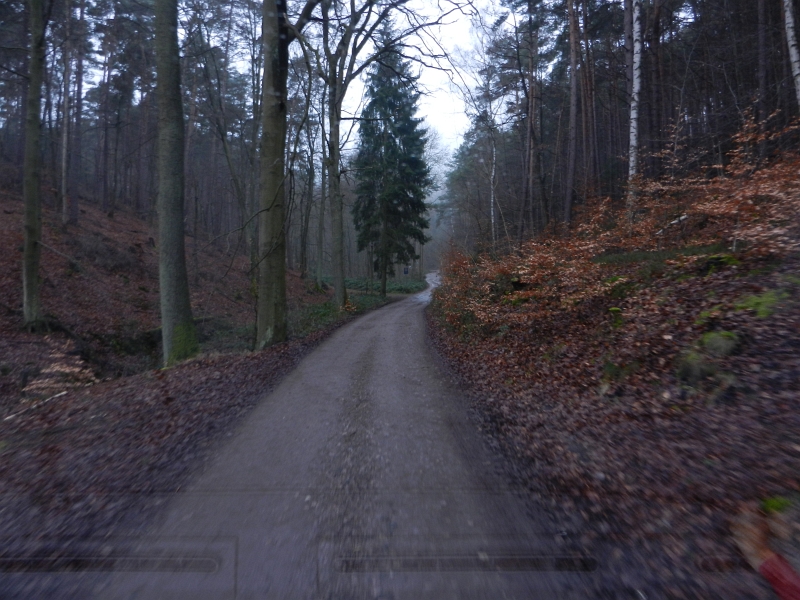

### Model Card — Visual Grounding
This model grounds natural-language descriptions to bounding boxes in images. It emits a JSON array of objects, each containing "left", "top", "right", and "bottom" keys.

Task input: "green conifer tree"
[{"left": 353, "top": 35, "right": 433, "bottom": 297}]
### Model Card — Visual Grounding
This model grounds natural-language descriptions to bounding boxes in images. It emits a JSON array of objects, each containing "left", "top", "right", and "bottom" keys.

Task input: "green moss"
[
  {"left": 701, "top": 331, "right": 739, "bottom": 357},
  {"left": 735, "top": 290, "right": 789, "bottom": 318},
  {"left": 700, "top": 254, "right": 741, "bottom": 276},
  {"left": 167, "top": 321, "right": 199, "bottom": 366},
  {"left": 677, "top": 351, "right": 715, "bottom": 385},
  {"left": 783, "top": 274, "right": 800, "bottom": 286},
  {"left": 711, "top": 254, "right": 740, "bottom": 266},
  {"left": 695, "top": 305, "right": 725, "bottom": 325},
  {"left": 637, "top": 262, "right": 665, "bottom": 281},
  {"left": 608, "top": 307, "right": 623, "bottom": 328},
  {"left": 610, "top": 281, "right": 637, "bottom": 299},
  {"left": 762, "top": 496, "right": 792, "bottom": 514},
  {"left": 603, "top": 361, "right": 622, "bottom": 380},
  {"left": 542, "top": 343, "right": 565, "bottom": 363},
  {"left": 602, "top": 359, "right": 639, "bottom": 382},
  {"left": 495, "top": 324, "right": 510, "bottom": 339}
]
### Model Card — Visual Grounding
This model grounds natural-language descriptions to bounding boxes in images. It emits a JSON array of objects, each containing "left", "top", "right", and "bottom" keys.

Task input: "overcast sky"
[
  {"left": 338, "top": 0, "right": 496, "bottom": 169},
  {"left": 413, "top": 2, "right": 477, "bottom": 155}
]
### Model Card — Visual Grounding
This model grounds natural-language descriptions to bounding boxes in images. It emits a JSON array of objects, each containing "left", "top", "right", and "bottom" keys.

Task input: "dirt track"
[{"left": 6, "top": 274, "right": 600, "bottom": 599}]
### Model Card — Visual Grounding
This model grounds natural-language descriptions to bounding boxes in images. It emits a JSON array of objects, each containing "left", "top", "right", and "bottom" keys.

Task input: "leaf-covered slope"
[{"left": 429, "top": 156, "right": 800, "bottom": 590}]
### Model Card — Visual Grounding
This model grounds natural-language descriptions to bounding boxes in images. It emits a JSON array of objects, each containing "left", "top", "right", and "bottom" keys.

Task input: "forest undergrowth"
[{"left": 429, "top": 151, "right": 800, "bottom": 594}]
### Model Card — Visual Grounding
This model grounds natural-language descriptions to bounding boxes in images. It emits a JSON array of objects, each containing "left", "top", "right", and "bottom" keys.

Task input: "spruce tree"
[{"left": 353, "top": 37, "right": 433, "bottom": 297}]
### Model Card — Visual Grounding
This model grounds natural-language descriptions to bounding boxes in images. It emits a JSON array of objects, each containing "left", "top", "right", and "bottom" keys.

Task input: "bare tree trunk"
[
  {"left": 70, "top": 0, "right": 83, "bottom": 224},
  {"left": 257, "top": 0, "right": 289, "bottom": 348},
  {"left": 783, "top": 0, "right": 800, "bottom": 109},
  {"left": 627, "top": 0, "right": 642, "bottom": 213},
  {"left": 564, "top": 0, "right": 579, "bottom": 224},
  {"left": 624, "top": 0, "right": 633, "bottom": 99},
  {"left": 580, "top": 0, "right": 600, "bottom": 194},
  {"left": 256, "top": 0, "right": 319, "bottom": 346},
  {"left": 524, "top": 83, "right": 536, "bottom": 234},
  {"left": 328, "top": 98, "right": 347, "bottom": 307},
  {"left": 155, "top": 0, "right": 198, "bottom": 365},
  {"left": 299, "top": 141, "right": 314, "bottom": 277},
  {"left": 379, "top": 201, "right": 388, "bottom": 297},
  {"left": 758, "top": 0, "right": 768, "bottom": 159},
  {"left": 101, "top": 54, "right": 111, "bottom": 210},
  {"left": 489, "top": 130, "right": 497, "bottom": 247},
  {"left": 60, "top": 0, "right": 72, "bottom": 225},
  {"left": 316, "top": 105, "right": 327, "bottom": 288},
  {"left": 23, "top": 0, "right": 46, "bottom": 329},
  {"left": 520, "top": 3, "right": 539, "bottom": 237},
  {"left": 69, "top": 0, "right": 86, "bottom": 225}
]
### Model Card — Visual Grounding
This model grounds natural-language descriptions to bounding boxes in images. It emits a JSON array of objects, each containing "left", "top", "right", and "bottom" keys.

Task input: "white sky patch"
[
  {"left": 412, "top": 0, "right": 475, "bottom": 154},
  {"left": 338, "top": 0, "right": 497, "bottom": 163}
]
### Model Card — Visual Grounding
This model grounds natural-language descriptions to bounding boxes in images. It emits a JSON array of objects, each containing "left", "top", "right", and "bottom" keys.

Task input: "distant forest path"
[{"left": 90, "top": 272, "right": 595, "bottom": 599}]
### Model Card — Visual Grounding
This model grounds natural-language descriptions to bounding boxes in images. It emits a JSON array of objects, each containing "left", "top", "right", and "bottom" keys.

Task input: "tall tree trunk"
[
  {"left": 247, "top": 8, "right": 263, "bottom": 275},
  {"left": 489, "top": 130, "right": 497, "bottom": 247},
  {"left": 255, "top": 0, "right": 319, "bottom": 344},
  {"left": 101, "top": 54, "right": 111, "bottom": 210},
  {"left": 23, "top": 0, "right": 46, "bottom": 329},
  {"left": 70, "top": 0, "right": 83, "bottom": 224},
  {"left": 316, "top": 110, "right": 327, "bottom": 288},
  {"left": 379, "top": 200, "right": 388, "bottom": 297},
  {"left": 783, "top": 0, "right": 800, "bottom": 109},
  {"left": 60, "top": 0, "right": 72, "bottom": 225},
  {"left": 155, "top": 0, "right": 198, "bottom": 365},
  {"left": 624, "top": 0, "right": 633, "bottom": 99},
  {"left": 578, "top": 0, "right": 590, "bottom": 195},
  {"left": 580, "top": 0, "right": 600, "bottom": 194},
  {"left": 44, "top": 50, "right": 56, "bottom": 187},
  {"left": 299, "top": 145, "right": 314, "bottom": 277},
  {"left": 758, "top": 0, "right": 768, "bottom": 159},
  {"left": 627, "top": 0, "right": 642, "bottom": 213},
  {"left": 525, "top": 80, "right": 537, "bottom": 233},
  {"left": 256, "top": 0, "right": 289, "bottom": 348},
  {"left": 328, "top": 82, "right": 347, "bottom": 308},
  {"left": 649, "top": 0, "right": 664, "bottom": 172},
  {"left": 521, "top": 5, "right": 538, "bottom": 237},
  {"left": 564, "top": 0, "right": 579, "bottom": 224}
]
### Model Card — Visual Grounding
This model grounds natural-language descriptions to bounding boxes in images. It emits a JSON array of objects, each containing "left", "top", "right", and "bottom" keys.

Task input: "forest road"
[{"left": 91, "top": 271, "right": 597, "bottom": 599}]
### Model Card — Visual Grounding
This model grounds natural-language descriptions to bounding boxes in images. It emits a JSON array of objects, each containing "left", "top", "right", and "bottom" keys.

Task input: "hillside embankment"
[
  {"left": 0, "top": 193, "right": 394, "bottom": 549},
  {"left": 428, "top": 155, "right": 800, "bottom": 596}
]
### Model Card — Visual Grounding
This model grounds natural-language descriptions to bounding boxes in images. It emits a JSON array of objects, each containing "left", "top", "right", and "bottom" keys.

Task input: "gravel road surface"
[{"left": 11, "top": 274, "right": 600, "bottom": 599}]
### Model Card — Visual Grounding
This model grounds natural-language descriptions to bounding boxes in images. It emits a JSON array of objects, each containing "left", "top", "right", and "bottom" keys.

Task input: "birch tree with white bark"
[
  {"left": 626, "top": 0, "right": 642, "bottom": 213},
  {"left": 783, "top": 0, "right": 800, "bottom": 108}
]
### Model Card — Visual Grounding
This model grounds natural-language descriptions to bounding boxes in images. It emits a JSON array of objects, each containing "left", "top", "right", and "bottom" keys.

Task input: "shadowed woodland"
[{"left": 1, "top": 0, "right": 800, "bottom": 597}]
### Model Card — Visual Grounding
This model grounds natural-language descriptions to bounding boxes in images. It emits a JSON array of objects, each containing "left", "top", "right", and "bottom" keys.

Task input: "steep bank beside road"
[{"left": 427, "top": 156, "right": 800, "bottom": 598}]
